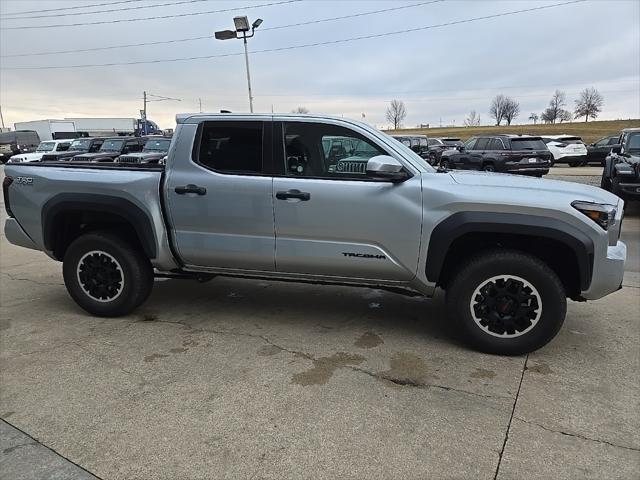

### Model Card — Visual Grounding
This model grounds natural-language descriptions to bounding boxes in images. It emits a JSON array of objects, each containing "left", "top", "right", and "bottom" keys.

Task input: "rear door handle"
[
  {"left": 276, "top": 189, "right": 310, "bottom": 201},
  {"left": 175, "top": 184, "right": 207, "bottom": 195}
]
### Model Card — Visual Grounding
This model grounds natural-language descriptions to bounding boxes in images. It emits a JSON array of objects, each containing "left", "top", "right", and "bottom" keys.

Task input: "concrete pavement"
[{"left": 0, "top": 168, "right": 638, "bottom": 479}]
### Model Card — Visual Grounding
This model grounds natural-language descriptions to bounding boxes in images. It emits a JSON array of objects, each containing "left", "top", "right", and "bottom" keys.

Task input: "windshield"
[
  {"left": 36, "top": 142, "right": 56, "bottom": 152},
  {"left": 143, "top": 139, "right": 171, "bottom": 152},
  {"left": 69, "top": 139, "right": 91, "bottom": 150},
  {"left": 627, "top": 133, "right": 640, "bottom": 152},
  {"left": 99, "top": 139, "right": 124, "bottom": 152},
  {"left": 511, "top": 138, "right": 546, "bottom": 150}
]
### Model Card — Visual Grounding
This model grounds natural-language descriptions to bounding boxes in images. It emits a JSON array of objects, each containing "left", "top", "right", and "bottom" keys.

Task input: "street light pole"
[
  {"left": 241, "top": 33, "right": 254, "bottom": 113},
  {"left": 215, "top": 16, "right": 262, "bottom": 114}
]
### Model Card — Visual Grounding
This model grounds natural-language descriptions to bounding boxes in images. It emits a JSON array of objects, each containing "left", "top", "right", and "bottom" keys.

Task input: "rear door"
[
  {"left": 165, "top": 120, "right": 275, "bottom": 271},
  {"left": 272, "top": 119, "right": 422, "bottom": 281}
]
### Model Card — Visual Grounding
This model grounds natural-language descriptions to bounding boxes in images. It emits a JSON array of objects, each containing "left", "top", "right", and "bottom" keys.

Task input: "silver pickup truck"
[{"left": 3, "top": 114, "right": 627, "bottom": 355}]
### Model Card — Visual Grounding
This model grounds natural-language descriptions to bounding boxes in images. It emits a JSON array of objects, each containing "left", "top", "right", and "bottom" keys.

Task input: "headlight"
[{"left": 572, "top": 201, "right": 617, "bottom": 230}]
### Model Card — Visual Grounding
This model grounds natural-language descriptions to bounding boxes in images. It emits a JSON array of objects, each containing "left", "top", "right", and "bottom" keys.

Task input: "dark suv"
[
  {"left": 392, "top": 135, "right": 430, "bottom": 161},
  {"left": 587, "top": 135, "right": 620, "bottom": 166},
  {"left": 71, "top": 137, "right": 146, "bottom": 162},
  {"left": 426, "top": 137, "right": 463, "bottom": 164},
  {"left": 40, "top": 137, "right": 105, "bottom": 162},
  {"left": 440, "top": 135, "right": 552, "bottom": 176}
]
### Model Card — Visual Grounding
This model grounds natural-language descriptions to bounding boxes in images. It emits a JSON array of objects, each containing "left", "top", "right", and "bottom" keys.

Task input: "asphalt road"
[{"left": 0, "top": 166, "right": 638, "bottom": 479}]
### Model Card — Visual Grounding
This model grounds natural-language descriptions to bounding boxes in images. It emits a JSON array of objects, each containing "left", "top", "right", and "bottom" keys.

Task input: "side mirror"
[
  {"left": 366, "top": 155, "right": 408, "bottom": 182},
  {"left": 611, "top": 145, "right": 622, "bottom": 154}
]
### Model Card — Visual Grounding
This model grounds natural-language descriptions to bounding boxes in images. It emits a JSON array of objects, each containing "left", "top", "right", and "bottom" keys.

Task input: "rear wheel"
[
  {"left": 440, "top": 159, "right": 451, "bottom": 169},
  {"left": 446, "top": 250, "right": 566, "bottom": 355},
  {"left": 482, "top": 163, "right": 495, "bottom": 172},
  {"left": 63, "top": 231, "right": 154, "bottom": 317}
]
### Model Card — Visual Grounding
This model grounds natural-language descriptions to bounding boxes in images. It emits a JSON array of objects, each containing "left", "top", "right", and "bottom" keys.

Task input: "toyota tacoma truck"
[{"left": 3, "top": 114, "right": 627, "bottom": 355}]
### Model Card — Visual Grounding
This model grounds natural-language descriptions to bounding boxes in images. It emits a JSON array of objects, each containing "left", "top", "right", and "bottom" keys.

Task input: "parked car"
[
  {"left": 70, "top": 136, "right": 146, "bottom": 162},
  {"left": 0, "top": 130, "right": 40, "bottom": 163},
  {"left": 117, "top": 137, "right": 172, "bottom": 164},
  {"left": 587, "top": 135, "right": 620, "bottom": 166},
  {"left": 427, "top": 137, "right": 463, "bottom": 164},
  {"left": 40, "top": 137, "right": 105, "bottom": 162},
  {"left": 392, "top": 135, "right": 429, "bottom": 160},
  {"left": 541, "top": 135, "right": 588, "bottom": 166},
  {"left": 601, "top": 128, "right": 639, "bottom": 201},
  {"left": 3, "top": 113, "right": 626, "bottom": 355},
  {"left": 7, "top": 139, "right": 72, "bottom": 163},
  {"left": 439, "top": 135, "right": 552, "bottom": 176}
]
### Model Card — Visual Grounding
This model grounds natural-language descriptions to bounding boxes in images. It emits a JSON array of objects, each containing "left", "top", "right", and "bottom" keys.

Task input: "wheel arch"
[
  {"left": 426, "top": 212, "right": 594, "bottom": 298},
  {"left": 42, "top": 193, "right": 157, "bottom": 261}
]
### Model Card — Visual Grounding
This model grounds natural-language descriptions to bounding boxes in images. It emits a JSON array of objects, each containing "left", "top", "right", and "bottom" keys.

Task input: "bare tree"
[
  {"left": 529, "top": 113, "right": 539, "bottom": 125},
  {"left": 541, "top": 109, "right": 554, "bottom": 124},
  {"left": 574, "top": 87, "right": 604, "bottom": 122},
  {"left": 545, "top": 90, "right": 567, "bottom": 124},
  {"left": 386, "top": 99, "right": 407, "bottom": 129},
  {"left": 464, "top": 110, "right": 481, "bottom": 127},
  {"left": 503, "top": 97, "right": 520, "bottom": 126},
  {"left": 489, "top": 94, "right": 508, "bottom": 125},
  {"left": 559, "top": 109, "right": 573, "bottom": 123},
  {"left": 291, "top": 106, "right": 309, "bottom": 114}
]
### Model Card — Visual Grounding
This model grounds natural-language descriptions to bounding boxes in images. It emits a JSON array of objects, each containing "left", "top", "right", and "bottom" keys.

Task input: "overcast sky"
[{"left": 1, "top": 0, "right": 638, "bottom": 129}]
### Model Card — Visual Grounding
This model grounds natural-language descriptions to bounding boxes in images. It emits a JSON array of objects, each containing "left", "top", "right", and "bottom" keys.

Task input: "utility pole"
[
  {"left": 142, "top": 92, "right": 180, "bottom": 135},
  {"left": 198, "top": 98, "right": 202, "bottom": 113},
  {"left": 0, "top": 105, "right": 5, "bottom": 129}
]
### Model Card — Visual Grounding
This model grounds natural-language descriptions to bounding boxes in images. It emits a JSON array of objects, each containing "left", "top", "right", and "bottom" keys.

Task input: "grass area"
[{"left": 387, "top": 119, "right": 640, "bottom": 144}]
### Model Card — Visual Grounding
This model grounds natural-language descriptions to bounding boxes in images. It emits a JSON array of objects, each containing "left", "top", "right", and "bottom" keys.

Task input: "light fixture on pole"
[{"left": 215, "top": 16, "right": 263, "bottom": 113}]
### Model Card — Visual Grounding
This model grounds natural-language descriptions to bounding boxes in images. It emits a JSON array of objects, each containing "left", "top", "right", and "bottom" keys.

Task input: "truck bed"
[{"left": 3, "top": 162, "right": 178, "bottom": 271}]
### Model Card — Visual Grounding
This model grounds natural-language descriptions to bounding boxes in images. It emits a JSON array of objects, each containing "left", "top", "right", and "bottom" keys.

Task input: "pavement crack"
[
  {"left": 513, "top": 417, "right": 640, "bottom": 452},
  {"left": 493, "top": 353, "right": 528, "bottom": 480},
  {"left": 3, "top": 442, "right": 37, "bottom": 454},
  {"left": 70, "top": 341, "right": 146, "bottom": 383},
  {"left": 1, "top": 271, "right": 63, "bottom": 287}
]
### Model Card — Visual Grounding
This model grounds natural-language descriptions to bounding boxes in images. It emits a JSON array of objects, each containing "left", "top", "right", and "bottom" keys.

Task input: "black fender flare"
[
  {"left": 42, "top": 193, "right": 157, "bottom": 259},
  {"left": 425, "top": 212, "right": 594, "bottom": 290}
]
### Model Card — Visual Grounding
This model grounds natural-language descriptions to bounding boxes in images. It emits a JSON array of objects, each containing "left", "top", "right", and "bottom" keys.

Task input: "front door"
[
  {"left": 272, "top": 120, "right": 422, "bottom": 281},
  {"left": 165, "top": 120, "right": 275, "bottom": 271}
]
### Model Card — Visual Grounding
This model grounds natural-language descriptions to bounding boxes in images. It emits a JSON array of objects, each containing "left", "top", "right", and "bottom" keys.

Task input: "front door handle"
[
  {"left": 276, "top": 189, "right": 310, "bottom": 201},
  {"left": 175, "top": 184, "right": 207, "bottom": 195}
]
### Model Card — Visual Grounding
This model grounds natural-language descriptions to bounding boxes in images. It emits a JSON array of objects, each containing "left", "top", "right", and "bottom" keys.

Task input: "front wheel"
[
  {"left": 482, "top": 164, "right": 495, "bottom": 172},
  {"left": 446, "top": 250, "right": 566, "bottom": 355},
  {"left": 440, "top": 159, "right": 451, "bottom": 169},
  {"left": 63, "top": 232, "right": 154, "bottom": 317}
]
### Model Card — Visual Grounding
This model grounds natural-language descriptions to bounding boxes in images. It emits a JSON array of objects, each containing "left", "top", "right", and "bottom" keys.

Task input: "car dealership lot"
[{"left": 0, "top": 166, "right": 638, "bottom": 479}]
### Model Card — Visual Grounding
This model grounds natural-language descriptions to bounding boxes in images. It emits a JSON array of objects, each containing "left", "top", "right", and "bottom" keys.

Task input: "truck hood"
[
  {"left": 9, "top": 152, "right": 43, "bottom": 162},
  {"left": 122, "top": 152, "right": 166, "bottom": 160},
  {"left": 73, "top": 151, "right": 119, "bottom": 160},
  {"left": 448, "top": 170, "right": 619, "bottom": 205}
]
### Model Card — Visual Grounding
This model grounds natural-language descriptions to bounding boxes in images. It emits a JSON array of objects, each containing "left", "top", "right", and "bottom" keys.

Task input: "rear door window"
[
  {"left": 488, "top": 139, "right": 504, "bottom": 150},
  {"left": 196, "top": 121, "right": 263, "bottom": 174}
]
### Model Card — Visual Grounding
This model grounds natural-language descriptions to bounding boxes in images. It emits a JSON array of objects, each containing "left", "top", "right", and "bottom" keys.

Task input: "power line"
[
  {"left": 1, "top": 0, "right": 210, "bottom": 20},
  {"left": 2, "top": 1, "right": 441, "bottom": 58},
  {"left": 2, "top": 1, "right": 585, "bottom": 70},
  {"left": 0, "top": 0, "right": 301, "bottom": 30},
  {"left": 0, "top": 0, "right": 145, "bottom": 17}
]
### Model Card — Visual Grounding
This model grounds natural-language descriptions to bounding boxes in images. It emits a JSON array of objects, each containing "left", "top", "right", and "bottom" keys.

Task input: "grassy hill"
[{"left": 387, "top": 119, "right": 640, "bottom": 144}]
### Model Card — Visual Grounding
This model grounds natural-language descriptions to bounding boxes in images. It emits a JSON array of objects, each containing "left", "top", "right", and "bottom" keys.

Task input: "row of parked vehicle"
[
  {"left": 391, "top": 129, "right": 639, "bottom": 201},
  {"left": 5, "top": 135, "right": 171, "bottom": 165}
]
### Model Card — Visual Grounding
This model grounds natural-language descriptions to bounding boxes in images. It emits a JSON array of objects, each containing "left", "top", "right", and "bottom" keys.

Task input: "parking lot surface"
[{"left": 1, "top": 166, "right": 638, "bottom": 479}]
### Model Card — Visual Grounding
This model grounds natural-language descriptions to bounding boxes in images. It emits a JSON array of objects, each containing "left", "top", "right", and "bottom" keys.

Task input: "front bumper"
[
  {"left": 506, "top": 166, "right": 550, "bottom": 175},
  {"left": 618, "top": 181, "right": 640, "bottom": 199},
  {"left": 582, "top": 240, "right": 626, "bottom": 300}
]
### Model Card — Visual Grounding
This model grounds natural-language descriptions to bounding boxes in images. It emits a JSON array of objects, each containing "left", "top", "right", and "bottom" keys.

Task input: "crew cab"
[
  {"left": 0, "top": 130, "right": 40, "bottom": 164},
  {"left": 117, "top": 136, "right": 171, "bottom": 164},
  {"left": 3, "top": 114, "right": 626, "bottom": 355},
  {"left": 70, "top": 136, "right": 146, "bottom": 162},
  {"left": 542, "top": 135, "right": 588, "bottom": 166},
  {"left": 391, "top": 135, "right": 430, "bottom": 161},
  {"left": 40, "top": 137, "right": 105, "bottom": 162},
  {"left": 601, "top": 128, "right": 640, "bottom": 201},
  {"left": 427, "top": 137, "right": 463, "bottom": 164},
  {"left": 8, "top": 139, "right": 72, "bottom": 163},
  {"left": 440, "top": 135, "right": 552, "bottom": 176}
]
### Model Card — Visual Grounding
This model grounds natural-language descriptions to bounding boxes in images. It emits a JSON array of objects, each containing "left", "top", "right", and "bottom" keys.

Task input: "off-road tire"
[
  {"left": 63, "top": 231, "right": 154, "bottom": 317},
  {"left": 446, "top": 249, "right": 566, "bottom": 355}
]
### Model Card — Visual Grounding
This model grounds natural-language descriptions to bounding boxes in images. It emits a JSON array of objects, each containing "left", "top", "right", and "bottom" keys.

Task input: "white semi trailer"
[
  {"left": 14, "top": 117, "right": 139, "bottom": 140},
  {"left": 13, "top": 119, "right": 76, "bottom": 141}
]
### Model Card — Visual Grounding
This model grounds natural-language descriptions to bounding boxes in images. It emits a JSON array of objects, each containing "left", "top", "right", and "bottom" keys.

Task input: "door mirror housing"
[
  {"left": 457, "top": 145, "right": 465, "bottom": 152},
  {"left": 611, "top": 145, "right": 622, "bottom": 154},
  {"left": 366, "top": 155, "right": 408, "bottom": 182}
]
